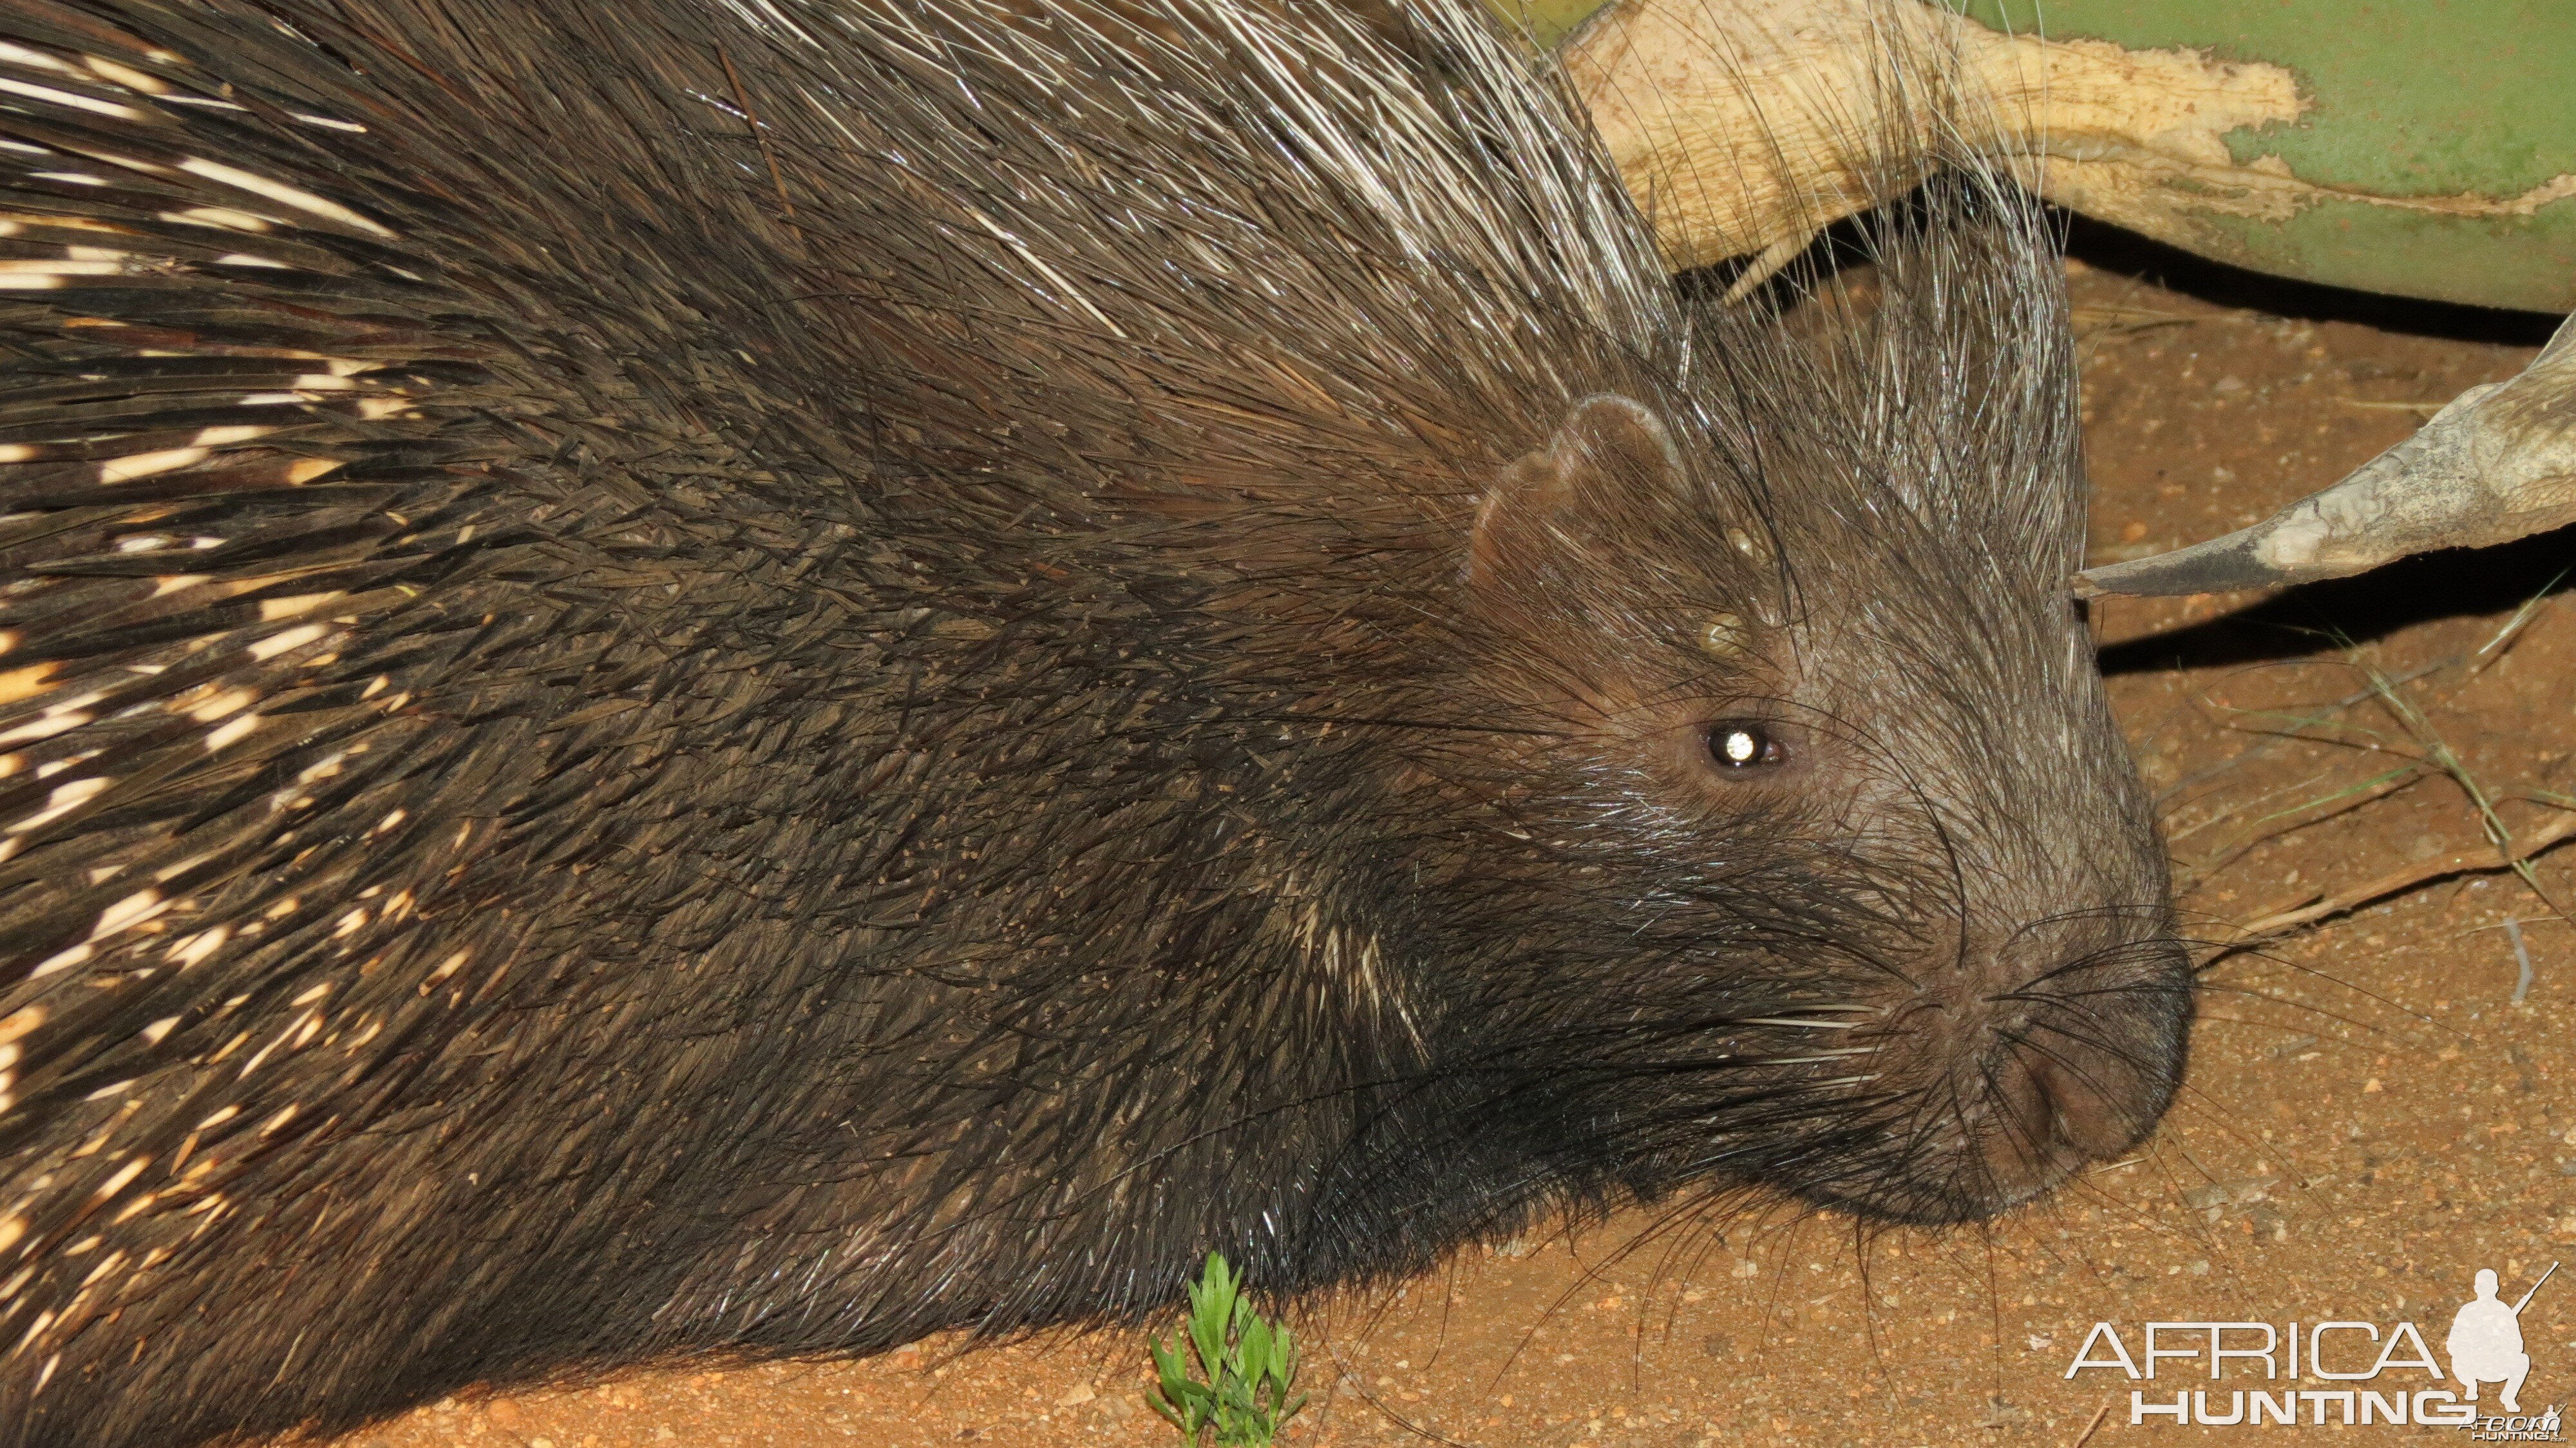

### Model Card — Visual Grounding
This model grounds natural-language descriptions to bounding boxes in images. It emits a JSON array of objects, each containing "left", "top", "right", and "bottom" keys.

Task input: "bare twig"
[
  {"left": 2070, "top": 303, "right": 2195, "bottom": 338},
  {"left": 2066, "top": 1398, "right": 2114, "bottom": 1448},
  {"left": 2231, "top": 809, "right": 2576, "bottom": 938},
  {"left": 2351, "top": 648, "right": 2564, "bottom": 914},
  {"left": 2471, "top": 570, "right": 2569, "bottom": 675},
  {"left": 2174, "top": 767, "right": 2429, "bottom": 899},
  {"left": 2155, "top": 658, "right": 2450, "bottom": 814}
]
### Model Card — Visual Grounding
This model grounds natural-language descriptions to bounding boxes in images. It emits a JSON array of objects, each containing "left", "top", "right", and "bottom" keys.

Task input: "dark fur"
[{"left": 0, "top": 0, "right": 2188, "bottom": 1442}]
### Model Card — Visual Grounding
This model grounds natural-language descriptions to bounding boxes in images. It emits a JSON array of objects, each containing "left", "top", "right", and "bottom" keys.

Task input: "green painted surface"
[
  {"left": 1488, "top": 0, "right": 1616, "bottom": 48},
  {"left": 1960, "top": 0, "right": 2575, "bottom": 311},
  {"left": 1963, "top": 1, "right": 2576, "bottom": 199},
  {"left": 1504, "top": 0, "right": 2576, "bottom": 311},
  {"left": 2202, "top": 197, "right": 2576, "bottom": 312}
]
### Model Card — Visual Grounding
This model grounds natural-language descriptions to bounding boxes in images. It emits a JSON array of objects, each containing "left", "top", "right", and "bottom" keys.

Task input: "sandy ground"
[{"left": 321, "top": 247, "right": 2575, "bottom": 1448}]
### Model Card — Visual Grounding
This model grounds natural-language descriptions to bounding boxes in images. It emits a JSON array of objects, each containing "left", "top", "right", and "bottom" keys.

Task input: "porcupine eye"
[{"left": 1706, "top": 723, "right": 1782, "bottom": 770}]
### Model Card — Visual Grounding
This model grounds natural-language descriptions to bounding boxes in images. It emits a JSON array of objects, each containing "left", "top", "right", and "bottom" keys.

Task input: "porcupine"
[{"left": 0, "top": 0, "right": 2193, "bottom": 1441}]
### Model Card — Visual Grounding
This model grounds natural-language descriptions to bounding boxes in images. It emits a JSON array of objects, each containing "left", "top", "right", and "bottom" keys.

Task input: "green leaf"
[{"left": 1144, "top": 1252, "right": 1305, "bottom": 1446}]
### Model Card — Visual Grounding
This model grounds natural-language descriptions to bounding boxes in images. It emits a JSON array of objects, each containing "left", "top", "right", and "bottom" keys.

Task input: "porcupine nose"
[
  {"left": 1968, "top": 940, "right": 2193, "bottom": 1208},
  {"left": 1795, "top": 935, "right": 2192, "bottom": 1226}
]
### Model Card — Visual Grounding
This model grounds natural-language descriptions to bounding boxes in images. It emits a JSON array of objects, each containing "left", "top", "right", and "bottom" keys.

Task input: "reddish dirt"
[{"left": 320, "top": 256, "right": 2575, "bottom": 1448}]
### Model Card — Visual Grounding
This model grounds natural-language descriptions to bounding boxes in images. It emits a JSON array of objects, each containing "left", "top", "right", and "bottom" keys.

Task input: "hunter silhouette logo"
[{"left": 2450, "top": 1264, "right": 2551, "bottom": 1414}]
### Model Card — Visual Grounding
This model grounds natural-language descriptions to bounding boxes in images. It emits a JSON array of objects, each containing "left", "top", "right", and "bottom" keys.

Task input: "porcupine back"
[{"left": 0, "top": 0, "right": 2184, "bottom": 1443}]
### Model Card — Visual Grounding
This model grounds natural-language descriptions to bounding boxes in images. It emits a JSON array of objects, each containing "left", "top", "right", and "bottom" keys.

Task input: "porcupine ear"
[{"left": 1468, "top": 394, "right": 1681, "bottom": 588}]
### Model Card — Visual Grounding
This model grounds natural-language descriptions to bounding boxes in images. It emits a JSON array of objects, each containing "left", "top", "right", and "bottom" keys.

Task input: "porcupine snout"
[
  {"left": 1741, "top": 506, "right": 2196, "bottom": 1224},
  {"left": 1935, "top": 921, "right": 2192, "bottom": 1215},
  {"left": 1814, "top": 757, "right": 2197, "bottom": 1223},
  {"left": 1783, "top": 894, "right": 2192, "bottom": 1225}
]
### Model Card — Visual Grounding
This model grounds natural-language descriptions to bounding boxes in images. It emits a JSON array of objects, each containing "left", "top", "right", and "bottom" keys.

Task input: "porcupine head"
[
  {"left": 0, "top": 0, "right": 2187, "bottom": 1438},
  {"left": 1018, "top": 0, "right": 2199, "bottom": 1252}
]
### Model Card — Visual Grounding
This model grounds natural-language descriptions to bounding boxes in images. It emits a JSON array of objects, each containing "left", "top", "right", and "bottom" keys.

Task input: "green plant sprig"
[{"left": 1146, "top": 1252, "right": 1307, "bottom": 1447}]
